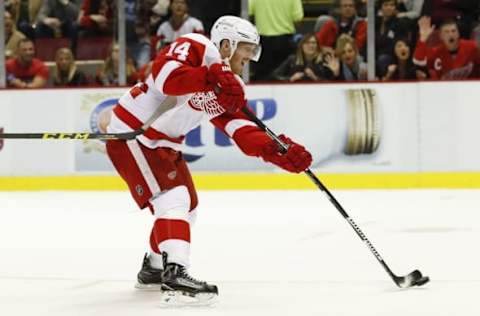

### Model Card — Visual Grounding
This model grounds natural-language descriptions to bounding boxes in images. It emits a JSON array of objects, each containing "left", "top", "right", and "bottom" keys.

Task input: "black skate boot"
[
  {"left": 135, "top": 253, "right": 163, "bottom": 290},
  {"left": 159, "top": 253, "right": 218, "bottom": 306}
]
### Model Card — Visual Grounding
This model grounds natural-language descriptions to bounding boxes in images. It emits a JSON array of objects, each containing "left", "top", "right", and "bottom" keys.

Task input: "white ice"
[{"left": 0, "top": 189, "right": 479, "bottom": 316}]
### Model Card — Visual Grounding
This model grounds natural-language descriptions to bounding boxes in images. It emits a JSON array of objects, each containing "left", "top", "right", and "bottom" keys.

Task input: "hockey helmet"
[{"left": 210, "top": 15, "right": 261, "bottom": 62}]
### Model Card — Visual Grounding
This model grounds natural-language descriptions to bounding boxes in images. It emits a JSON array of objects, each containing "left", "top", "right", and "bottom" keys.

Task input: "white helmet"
[{"left": 210, "top": 15, "right": 261, "bottom": 62}]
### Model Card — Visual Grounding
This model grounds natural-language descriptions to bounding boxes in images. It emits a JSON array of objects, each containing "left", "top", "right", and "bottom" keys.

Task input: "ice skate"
[
  {"left": 134, "top": 254, "right": 163, "bottom": 290},
  {"left": 159, "top": 254, "right": 218, "bottom": 307}
]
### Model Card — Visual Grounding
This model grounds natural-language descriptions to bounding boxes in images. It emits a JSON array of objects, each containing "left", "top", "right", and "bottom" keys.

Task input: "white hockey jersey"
[{"left": 108, "top": 33, "right": 271, "bottom": 159}]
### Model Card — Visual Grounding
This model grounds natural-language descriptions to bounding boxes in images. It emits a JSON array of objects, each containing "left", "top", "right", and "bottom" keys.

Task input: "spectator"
[
  {"left": 249, "top": 0, "right": 304, "bottom": 81},
  {"left": 383, "top": 38, "right": 425, "bottom": 80},
  {"left": 6, "top": 38, "right": 49, "bottom": 88},
  {"left": 375, "top": 0, "right": 410, "bottom": 78},
  {"left": 122, "top": 0, "right": 155, "bottom": 68},
  {"left": 149, "top": 0, "right": 170, "bottom": 35},
  {"left": 5, "top": 0, "right": 43, "bottom": 39},
  {"left": 35, "top": 0, "right": 81, "bottom": 40},
  {"left": 53, "top": 47, "right": 88, "bottom": 86},
  {"left": 5, "top": 10, "right": 26, "bottom": 60},
  {"left": 96, "top": 43, "right": 137, "bottom": 86},
  {"left": 421, "top": 0, "right": 479, "bottom": 38},
  {"left": 131, "top": 22, "right": 152, "bottom": 68},
  {"left": 413, "top": 16, "right": 480, "bottom": 79},
  {"left": 272, "top": 33, "right": 338, "bottom": 82},
  {"left": 156, "top": 0, "right": 204, "bottom": 49},
  {"left": 397, "top": 0, "right": 424, "bottom": 19},
  {"left": 78, "top": 0, "right": 115, "bottom": 37},
  {"left": 315, "top": 0, "right": 367, "bottom": 58},
  {"left": 335, "top": 33, "right": 367, "bottom": 80}
]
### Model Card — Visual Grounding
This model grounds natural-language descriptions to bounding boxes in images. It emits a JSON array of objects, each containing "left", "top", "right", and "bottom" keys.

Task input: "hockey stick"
[
  {"left": 0, "top": 96, "right": 178, "bottom": 140},
  {"left": 242, "top": 106, "right": 430, "bottom": 288}
]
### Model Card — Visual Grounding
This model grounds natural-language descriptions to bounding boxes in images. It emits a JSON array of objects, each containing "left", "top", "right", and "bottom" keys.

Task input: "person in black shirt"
[
  {"left": 382, "top": 38, "right": 426, "bottom": 80},
  {"left": 272, "top": 33, "right": 338, "bottom": 82},
  {"left": 375, "top": 0, "right": 410, "bottom": 78},
  {"left": 53, "top": 47, "right": 88, "bottom": 86}
]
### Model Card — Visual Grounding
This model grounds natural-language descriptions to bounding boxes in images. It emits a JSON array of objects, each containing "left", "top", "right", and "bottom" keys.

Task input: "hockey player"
[
  {"left": 105, "top": 15, "right": 312, "bottom": 306},
  {"left": 413, "top": 16, "right": 480, "bottom": 79}
]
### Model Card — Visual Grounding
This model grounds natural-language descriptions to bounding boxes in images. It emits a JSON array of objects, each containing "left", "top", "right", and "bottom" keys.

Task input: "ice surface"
[{"left": 0, "top": 189, "right": 479, "bottom": 316}]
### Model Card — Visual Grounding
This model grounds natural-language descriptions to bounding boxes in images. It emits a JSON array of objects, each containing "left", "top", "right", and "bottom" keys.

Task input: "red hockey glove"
[
  {"left": 261, "top": 135, "right": 313, "bottom": 173},
  {"left": 206, "top": 63, "right": 245, "bottom": 113}
]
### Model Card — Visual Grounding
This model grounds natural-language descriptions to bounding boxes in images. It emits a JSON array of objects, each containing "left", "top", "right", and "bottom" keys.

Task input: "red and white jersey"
[
  {"left": 413, "top": 39, "right": 480, "bottom": 79},
  {"left": 108, "top": 33, "right": 271, "bottom": 159},
  {"left": 157, "top": 16, "right": 204, "bottom": 45}
]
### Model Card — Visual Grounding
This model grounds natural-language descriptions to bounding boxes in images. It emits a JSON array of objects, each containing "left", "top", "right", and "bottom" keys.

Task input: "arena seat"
[
  {"left": 76, "top": 36, "right": 113, "bottom": 60},
  {"left": 34, "top": 38, "right": 71, "bottom": 61}
]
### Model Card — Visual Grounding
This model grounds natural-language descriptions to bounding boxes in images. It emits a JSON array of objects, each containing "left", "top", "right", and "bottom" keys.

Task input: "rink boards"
[{"left": 0, "top": 81, "right": 479, "bottom": 189}]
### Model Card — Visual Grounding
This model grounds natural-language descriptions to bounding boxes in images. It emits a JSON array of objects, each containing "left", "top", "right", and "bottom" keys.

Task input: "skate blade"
[
  {"left": 134, "top": 282, "right": 163, "bottom": 291},
  {"left": 159, "top": 290, "right": 218, "bottom": 307}
]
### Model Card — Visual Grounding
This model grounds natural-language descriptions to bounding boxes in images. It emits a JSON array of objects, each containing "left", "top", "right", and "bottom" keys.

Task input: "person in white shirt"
[{"left": 156, "top": 0, "right": 204, "bottom": 49}]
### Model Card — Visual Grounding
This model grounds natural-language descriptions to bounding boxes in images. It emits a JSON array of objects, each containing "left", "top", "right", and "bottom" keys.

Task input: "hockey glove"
[
  {"left": 261, "top": 135, "right": 312, "bottom": 173},
  {"left": 206, "top": 63, "right": 245, "bottom": 113}
]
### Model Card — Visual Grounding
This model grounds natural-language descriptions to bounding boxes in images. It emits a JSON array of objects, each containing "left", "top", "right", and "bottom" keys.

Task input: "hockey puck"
[{"left": 414, "top": 276, "right": 430, "bottom": 286}]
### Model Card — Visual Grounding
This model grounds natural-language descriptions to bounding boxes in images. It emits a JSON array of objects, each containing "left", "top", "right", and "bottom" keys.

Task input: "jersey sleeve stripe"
[
  {"left": 224, "top": 119, "right": 258, "bottom": 138},
  {"left": 113, "top": 104, "right": 143, "bottom": 129},
  {"left": 154, "top": 60, "right": 182, "bottom": 94},
  {"left": 143, "top": 127, "right": 185, "bottom": 143}
]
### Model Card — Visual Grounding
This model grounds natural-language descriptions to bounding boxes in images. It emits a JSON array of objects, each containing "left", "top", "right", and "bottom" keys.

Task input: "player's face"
[
  {"left": 230, "top": 42, "right": 258, "bottom": 75},
  {"left": 440, "top": 24, "right": 460, "bottom": 51},
  {"left": 340, "top": 0, "right": 356, "bottom": 19},
  {"left": 381, "top": 1, "right": 397, "bottom": 18},
  {"left": 394, "top": 40, "right": 410, "bottom": 61},
  {"left": 18, "top": 41, "right": 35, "bottom": 64}
]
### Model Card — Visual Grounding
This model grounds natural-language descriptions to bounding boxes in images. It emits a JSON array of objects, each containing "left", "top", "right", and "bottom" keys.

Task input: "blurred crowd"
[{"left": 3, "top": 0, "right": 480, "bottom": 89}]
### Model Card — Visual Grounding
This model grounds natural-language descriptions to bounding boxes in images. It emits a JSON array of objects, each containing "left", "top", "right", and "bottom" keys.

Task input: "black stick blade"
[{"left": 395, "top": 270, "right": 430, "bottom": 288}]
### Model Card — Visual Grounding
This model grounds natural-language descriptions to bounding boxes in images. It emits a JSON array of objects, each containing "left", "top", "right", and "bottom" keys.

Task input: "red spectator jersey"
[
  {"left": 413, "top": 39, "right": 480, "bottom": 79},
  {"left": 316, "top": 16, "right": 367, "bottom": 52},
  {"left": 6, "top": 58, "right": 49, "bottom": 83},
  {"left": 108, "top": 33, "right": 271, "bottom": 158}
]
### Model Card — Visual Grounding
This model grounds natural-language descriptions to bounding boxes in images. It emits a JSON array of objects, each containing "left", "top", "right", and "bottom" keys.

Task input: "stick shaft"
[
  {"left": 0, "top": 96, "right": 177, "bottom": 140},
  {"left": 241, "top": 107, "right": 400, "bottom": 284}
]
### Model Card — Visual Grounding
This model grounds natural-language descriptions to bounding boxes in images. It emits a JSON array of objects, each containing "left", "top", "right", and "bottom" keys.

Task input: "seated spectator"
[
  {"left": 125, "top": 1, "right": 152, "bottom": 68},
  {"left": 6, "top": 38, "right": 49, "bottom": 88},
  {"left": 96, "top": 43, "right": 137, "bottom": 86},
  {"left": 78, "top": 0, "right": 114, "bottom": 37},
  {"left": 315, "top": 0, "right": 367, "bottom": 58},
  {"left": 397, "top": 0, "right": 424, "bottom": 19},
  {"left": 130, "top": 22, "right": 152, "bottom": 68},
  {"left": 156, "top": 0, "right": 204, "bottom": 49},
  {"left": 375, "top": 0, "right": 410, "bottom": 78},
  {"left": 53, "top": 47, "right": 88, "bottom": 86},
  {"left": 272, "top": 33, "right": 338, "bottom": 82},
  {"left": 335, "top": 34, "right": 367, "bottom": 80},
  {"left": 413, "top": 17, "right": 480, "bottom": 79},
  {"left": 35, "top": 0, "right": 80, "bottom": 40},
  {"left": 6, "top": 0, "right": 43, "bottom": 39},
  {"left": 5, "top": 10, "right": 26, "bottom": 59},
  {"left": 382, "top": 38, "right": 426, "bottom": 80}
]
